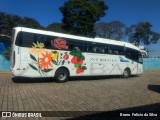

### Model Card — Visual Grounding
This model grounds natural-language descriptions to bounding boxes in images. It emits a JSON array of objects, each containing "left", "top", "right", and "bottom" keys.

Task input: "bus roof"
[{"left": 14, "top": 27, "right": 140, "bottom": 51}]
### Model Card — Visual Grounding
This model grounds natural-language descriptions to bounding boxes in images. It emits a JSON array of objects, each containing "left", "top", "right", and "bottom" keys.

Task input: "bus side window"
[
  {"left": 126, "top": 52, "right": 131, "bottom": 58},
  {"left": 73, "top": 46, "right": 81, "bottom": 52},
  {"left": 100, "top": 48, "right": 105, "bottom": 53},
  {"left": 107, "top": 46, "right": 112, "bottom": 54},
  {"left": 92, "top": 47, "right": 97, "bottom": 53},
  {"left": 81, "top": 42, "right": 87, "bottom": 52},
  {"left": 15, "top": 32, "right": 22, "bottom": 46},
  {"left": 68, "top": 39, "right": 87, "bottom": 52},
  {"left": 114, "top": 51, "right": 118, "bottom": 55},
  {"left": 22, "top": 32, "right": 35, "bottom": 47}
]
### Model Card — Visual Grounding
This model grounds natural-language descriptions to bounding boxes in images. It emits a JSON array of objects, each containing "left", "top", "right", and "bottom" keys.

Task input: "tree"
[
  {"left": 0, "top": 12, "right": 44, "bottom": 60},
  {"left": 126, "top": 22, "right": 160, "bottom": 46},
  {"left": 22, "top": 17, "right": 44, "bottom": 29},
  {"left": 95, "top": 21, "right": 125, "bottom": 40},
  {"left": 0, "top": 12, "right": 43, "bottom": 36},
  {"left": 60, "top": 0, "right": 108, "bottom": 37},
  {"left": 0, "top": 12, "right": 13, "bottom": 36},
  {"left": 46, "top": 22, "right": 66, "bottom": 33}
]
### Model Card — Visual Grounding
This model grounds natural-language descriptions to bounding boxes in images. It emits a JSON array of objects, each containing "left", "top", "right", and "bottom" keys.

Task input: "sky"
[
  {"left": 0, "top": 0, "right": 160, "bottom": 57},
  {"left": 0, "top": 0, "right": 160, "bottom": 31}
]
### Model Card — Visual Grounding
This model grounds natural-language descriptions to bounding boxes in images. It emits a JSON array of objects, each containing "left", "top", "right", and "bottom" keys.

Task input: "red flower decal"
[
  {"left": 52, "top": 37, "right": 67, "bottom": 50},
  {"left": 63, "top": 54, "right": 69, "bottom": 60}
]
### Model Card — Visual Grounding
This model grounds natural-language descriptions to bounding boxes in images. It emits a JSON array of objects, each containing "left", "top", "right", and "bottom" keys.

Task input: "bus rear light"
[{"left": 12, "top": 51, "right": 15, "bottom": 68}]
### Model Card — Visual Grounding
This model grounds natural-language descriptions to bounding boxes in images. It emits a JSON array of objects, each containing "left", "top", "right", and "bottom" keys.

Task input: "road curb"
[
  {"left": 0, "top": 71, "right": 10, "bottom": 74},
  {"left": 144, "top": 70, "right": 160, "bottom": 72}
]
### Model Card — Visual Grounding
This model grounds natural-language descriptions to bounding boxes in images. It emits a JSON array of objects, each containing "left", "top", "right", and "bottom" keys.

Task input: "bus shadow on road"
[
  {"left": 12, "top": 77, "right": 54, "bottom": 83},
  {"left": 69, "top": 75, "right": 139, "bottom": 82},
  {"left": 69, "top": 75, "right": 123, "bottom": 81},
  {"left": 66, "top": 103, "right": 160, "bottom": 119},
  {"left": 12, "top": 75, "right": 122, "bottom": 83},
  {"left": 148, "top": 84, "right": 160, "bottom": 94},
  {"left": 12, "top": 75, "right": 138, "bottom": 83}
]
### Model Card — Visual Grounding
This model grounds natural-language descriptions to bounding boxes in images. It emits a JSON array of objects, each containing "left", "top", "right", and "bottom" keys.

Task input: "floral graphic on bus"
[
  {"left": 28, "top": 39, "right": 87, "bottom": 75},
  {"left": 28, "top": 42, "right": 60, "bottom": 75},
  {"left": 69, "top": 51, "right": 87, "bottom": 74},
  {"left": 29, "top": 41, "right": 45, "bottom": 56},
  {"left": 51, "top": 37, "right": 68, "bottom": 50},
  {"left": 63, "top": 53, "right": 69, "bottom": 60},
  {"left": 38, "top": 51, "right": 53, "bottom": 70},
  {"left": 51, "top": 50, "right": 58, "bottom": 61}
]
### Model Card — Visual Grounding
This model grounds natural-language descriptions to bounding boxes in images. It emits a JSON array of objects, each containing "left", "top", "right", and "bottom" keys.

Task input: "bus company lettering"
[{"left": 90, "top": 58, "right": 118, "bottom": 62}]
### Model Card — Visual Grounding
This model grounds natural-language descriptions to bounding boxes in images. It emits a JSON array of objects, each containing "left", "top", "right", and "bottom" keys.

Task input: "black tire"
[
  {"left": 55, "top": 68, "right": 69, "bottom": 83},
  {"left": 123, "top": 68, "right": 130, "bottom": 78}
]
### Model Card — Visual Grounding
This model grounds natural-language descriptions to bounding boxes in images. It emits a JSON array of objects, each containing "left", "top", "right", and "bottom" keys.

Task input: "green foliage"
[
  {"left": 22, "top": 17, "right": 43, "bottom": 29},
  {"left": 95, "top": 21, "right": 125, "bottom": 40},
  {"left": 46, "top": 22, "right": 67, "bottom": 33},
  {"left": 126, "top": 22, "right": 160, "bottom": 46},
  {"left": 2, "top": 47, "right": 11, "bottom": 60},
  {"left": 0, "top": 12, "right": 43, "bottom": 36},
  {"left": 60, "top": 0, "right": 108, "bottom": 37}
]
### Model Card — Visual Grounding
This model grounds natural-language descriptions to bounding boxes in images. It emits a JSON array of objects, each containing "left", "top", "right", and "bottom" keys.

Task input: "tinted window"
[
  {"left": 15, "top": 31, "right": 125, "bottom": 56},
  {"left": 68, "top": 39, "right": 86, "bottom": 52},
  {"left": 107, "top": 45, "right": 124, "bottom": 55},
  {"left": 15, "top": 32, "right": 69, "bottom": 50},
  {"left": 36, "top": 34, "right": 51, "bottom": 48},
  {"left": 87, "top": 42, "right": 106, "bottom": 54},
  {"left": 125, "top": 48, "right": 140, "bottom": 62},
  {"left": 16, "top": 32, "right": 36, "bottom": 47}
]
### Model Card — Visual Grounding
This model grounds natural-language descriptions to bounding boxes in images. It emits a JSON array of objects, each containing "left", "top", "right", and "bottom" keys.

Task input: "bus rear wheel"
[
  {"left": 123, "top": 68, "right": 130, "bottom": 78},
  {"left": 55, "top": 68, "right": 69, "bottom": 83}
]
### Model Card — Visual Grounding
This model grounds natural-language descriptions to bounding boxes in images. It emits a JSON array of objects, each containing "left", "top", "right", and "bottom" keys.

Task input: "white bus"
[{"left": 11, "top": 27, "right": 143, "bottom": 82}]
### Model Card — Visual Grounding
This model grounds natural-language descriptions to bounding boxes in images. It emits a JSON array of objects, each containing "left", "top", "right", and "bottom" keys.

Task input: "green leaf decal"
[
  {"left": 52, "top": 60, "right": 57, "bottom": 65},
  {"left": 81, "top": 66, "right": 87, "bottom": 70},
  {"left": 77, "top": 56, "right": 81, "bottom": 61},
  {"left": 81, "top": 55, "right": 85, "bottom": 60},
  {"left": 42, "top": 69, "right": 53, "bottom": 72},
  {"left": 30, "top": 54, "right": 37, "bottom": 61},
  {"left": 69, "top": 51, "right": 77, "bottom": 56},
  {"left": 29, "top": 64, "right": 38, "bottom": 71},
  {"left": 70, "top": 51, "right": 85, "bottom": 60},
  {"left": 62, "top": 60, "right": 65, "bottom": 65},
  {"left": 58, "top": 60, "right": 62, "bottom": 65},
  {"left": 74, "top": 64, "right": 80, "bottom": 68}
]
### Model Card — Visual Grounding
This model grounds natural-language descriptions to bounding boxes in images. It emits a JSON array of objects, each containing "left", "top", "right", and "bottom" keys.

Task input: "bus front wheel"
[
  {"left": 55, "top": 68, "right": 69, "bottom": 83},
  {"left": 123, "top": 68, "right": 130, "bottom": 78}
]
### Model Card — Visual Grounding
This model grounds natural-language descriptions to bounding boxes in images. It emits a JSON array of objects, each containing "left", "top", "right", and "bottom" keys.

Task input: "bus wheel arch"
[
  {"left": 123, "top": 67, "right": 131, "bottom": 78},
  {"left": 54, "top": 67, "right": 70, "bottom": 83}
]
